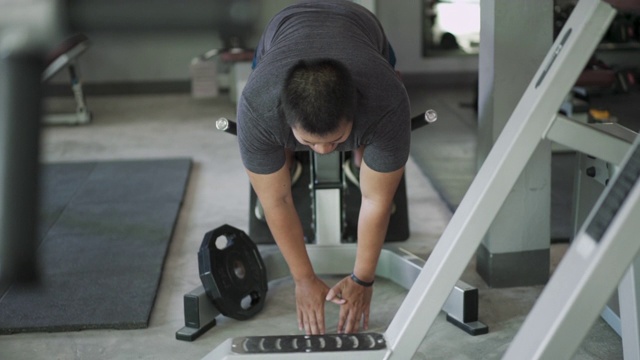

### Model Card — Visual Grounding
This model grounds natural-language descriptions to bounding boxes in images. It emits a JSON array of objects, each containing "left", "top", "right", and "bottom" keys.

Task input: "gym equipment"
[
  {"left": 605, "top": 13, "right": 636, "bottom": 43},
  {"left": 231, "top": 333, "right": 386, "bottom": 354},
  {"left": 176, "top": 109, "right": 486, "bottom": 342},
  {"left": 202, "top": 0, "right": 631, "bottom": 358},
  {"left": 178, "top": 225, "right": 268, "bottom": 342},
  {"left": 570, "top": 124, "right": 640, "bottom": 354},
  {"left": 245, "top": 111, "right": 435, "bottom": 243},
  {"left": 42, "top": 33, "right": 92, "bottom": 125},
  {"left": 248, "top": 148, "right": 410, "bottom": 244},
  {"left": 504, "top": 134, "right": 640, "bottom": 359},
  {"left": 0, "top": 0, "right": 261, "bottom": 290},
  {"left": 215, "top": 110, "right": 437, "bottom": 136},
  {"left": 298, "top": 110, "right": 433, "bottom": 246},
  {"left": 198, "top": 225, "right": 268, "bottom": 321}
]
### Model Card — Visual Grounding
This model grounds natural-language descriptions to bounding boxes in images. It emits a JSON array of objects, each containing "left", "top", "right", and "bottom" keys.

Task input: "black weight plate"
[{"left": 198, "top": 224, "right": 268, "bottom": 320}]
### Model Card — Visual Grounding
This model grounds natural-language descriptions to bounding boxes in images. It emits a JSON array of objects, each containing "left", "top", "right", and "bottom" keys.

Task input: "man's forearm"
[
  {"left": 266, "top": 200, "right": 316, "bottom": 282},
  {"left": 247, "top": 167, "right": 315, "bottom": 283},
  {"left": 353, "top": 162, "right": 404, "bottom": 282},
  {"left": 353, "top": 198, "right": 393, "bottom": 282}
]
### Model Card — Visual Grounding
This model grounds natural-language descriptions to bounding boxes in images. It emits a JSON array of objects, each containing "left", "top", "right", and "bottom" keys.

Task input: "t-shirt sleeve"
[
  {"left": 361, "top": 99, "right": 411, "bottom": 173},
  {"left": 237, "top": 96, "right": 287, "bottom": 175}
]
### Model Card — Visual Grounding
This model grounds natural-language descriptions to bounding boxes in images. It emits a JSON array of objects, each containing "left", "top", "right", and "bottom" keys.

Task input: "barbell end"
[
  {"left": 215, "top": 117, "right": 238, "bottom": 135},
  {"left": 215, "top": 117, "right": 230, "bottom": 131},
  {"left": 411, "top": 109, "right": 437, "bottom": 131},
  {"left": 425, "top": 109, "right": 437, "bottom": 123}
]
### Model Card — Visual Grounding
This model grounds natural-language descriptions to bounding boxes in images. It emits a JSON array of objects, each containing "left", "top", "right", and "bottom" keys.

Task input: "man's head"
[{"left": 280, "top": 59, "right": 357, "bottom": 154}]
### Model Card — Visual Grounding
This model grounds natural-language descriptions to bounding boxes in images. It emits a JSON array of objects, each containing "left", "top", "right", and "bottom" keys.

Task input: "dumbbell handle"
[
  {"left": 218, "top": 110, "right": 436, "bottom": 136},
  {"left": 411, "top": 109, "right": 437, "bottom": 131},
  {"left": 216, "top": 117, "right": 237, "bottom": 135}
]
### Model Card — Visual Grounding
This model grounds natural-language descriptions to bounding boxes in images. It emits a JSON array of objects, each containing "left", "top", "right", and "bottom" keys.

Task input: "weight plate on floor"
[{"left": 198, "top": 224, "right": 268, "bottom": 320}]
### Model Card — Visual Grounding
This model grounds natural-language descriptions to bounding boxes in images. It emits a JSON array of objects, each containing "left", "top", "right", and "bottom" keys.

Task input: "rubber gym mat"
[
  {"left": 0, "top": 158, "right": 191, "bottom": 334},
  {"left": 249, "top": 152, "right": 409, "bottom": 244}
]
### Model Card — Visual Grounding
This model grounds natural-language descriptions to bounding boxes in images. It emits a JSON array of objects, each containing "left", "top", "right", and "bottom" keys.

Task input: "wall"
[
  {"left": 49, "top": 1, "right": 288, "bottom": 84},
  {"left": 60, "top": 32, "right": 221, "bottom": 83},
  {"left": 51, "top": 0, "right": 477, "bottom": 85}
]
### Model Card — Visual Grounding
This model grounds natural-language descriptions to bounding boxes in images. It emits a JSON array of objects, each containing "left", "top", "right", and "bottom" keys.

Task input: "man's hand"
[
  {"left": 296, "top": 275, "right": 345, "bottom": 335},
  {"left": 326, "top": 275, "right": 373, "bottom": 333}
]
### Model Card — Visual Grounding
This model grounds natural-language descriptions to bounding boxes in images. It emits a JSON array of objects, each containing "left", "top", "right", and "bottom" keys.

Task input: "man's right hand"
[{"left": 295, "top": 275, "right": 345, "bottom": 335}]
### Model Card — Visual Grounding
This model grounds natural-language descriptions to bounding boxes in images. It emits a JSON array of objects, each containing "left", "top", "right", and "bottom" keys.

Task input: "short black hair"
[{"left": 279, "top": 59, "right": 357, "bottom": 135}]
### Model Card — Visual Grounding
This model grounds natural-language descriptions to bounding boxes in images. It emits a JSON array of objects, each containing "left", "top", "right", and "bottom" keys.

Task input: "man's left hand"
[{"left": 326, "top": 276, "right": 373, "bottom": 333}]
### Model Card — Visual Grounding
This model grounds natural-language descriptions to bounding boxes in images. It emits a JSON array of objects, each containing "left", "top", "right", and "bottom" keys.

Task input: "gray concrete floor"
[{"left": 0, "top": 88, "right": 623, "bottom": 359}]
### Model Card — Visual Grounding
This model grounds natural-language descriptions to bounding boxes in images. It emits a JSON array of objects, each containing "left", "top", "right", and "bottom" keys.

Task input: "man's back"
[{"left": 238, "top": 0, "right": 410, "bottom": 175}]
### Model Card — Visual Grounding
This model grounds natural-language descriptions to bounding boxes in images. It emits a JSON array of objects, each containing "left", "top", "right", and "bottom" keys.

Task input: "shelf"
[{"left": 597, "top": 42, "right": 640, "bottom": 51}]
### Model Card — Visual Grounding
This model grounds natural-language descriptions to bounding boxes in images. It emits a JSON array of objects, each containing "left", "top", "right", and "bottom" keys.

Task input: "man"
[{"left": 236, "top": 0, "right": 410, "bottom": 335}]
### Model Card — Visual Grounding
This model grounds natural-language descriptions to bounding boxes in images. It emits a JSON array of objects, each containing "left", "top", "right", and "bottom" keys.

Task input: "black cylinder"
[{"left": 0, "top": 52, "right": 44, "bottom": 289}]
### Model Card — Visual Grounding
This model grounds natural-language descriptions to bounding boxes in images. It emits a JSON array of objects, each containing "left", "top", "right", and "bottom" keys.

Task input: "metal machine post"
[
  {"left": 312, "top": 152, "right": 344, "bottom": 246},
  {"left": 0, "top": 50, "right": 44, "bottom": 289},
  {"left": 0, "top": 0, "right": 66, "bottom": 290}
]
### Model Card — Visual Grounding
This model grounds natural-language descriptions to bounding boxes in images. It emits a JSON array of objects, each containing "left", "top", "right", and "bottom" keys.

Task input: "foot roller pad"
[{"left": 231, "top": 332, "right": 386, "bottom": 354}]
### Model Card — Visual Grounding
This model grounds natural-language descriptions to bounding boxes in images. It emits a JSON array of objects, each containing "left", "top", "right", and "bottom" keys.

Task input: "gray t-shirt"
[{"left": 237, "top": 0, "right": 411, "bottom": 175}]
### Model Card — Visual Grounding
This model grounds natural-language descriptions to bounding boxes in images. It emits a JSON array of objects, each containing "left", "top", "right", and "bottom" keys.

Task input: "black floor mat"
[{"left": 0, "top": 158, "right": 191, "bottom": 334}]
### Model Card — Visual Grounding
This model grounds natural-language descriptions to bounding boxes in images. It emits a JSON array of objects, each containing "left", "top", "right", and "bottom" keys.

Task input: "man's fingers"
[
  {"left": 326, "top": 288, "right": 346, "bottom": 305},
  {"left": 330, "top": 298, "right": 346, "bottom": 305},
  {"left": 307, "top": 311, "right": 323, "bottom": 335},
  {"left": 325, "top": 288, "right": 335, "bottom": 301},
  {"left": 338, "top": 308, "right": 359, "bottom": 334},
  {"left": 316, "top": 308, "right": 325, "bottom": 335},
  {"left": 337, "top": 307, "right": 347, "bottom": 333},
  {"left": 344, "top": 310, "right": 359, "bottom": 334},
  {"left": 339, "top": 307, "right": 368, "bottom": 334},
  {"left": 305, "top": 313, "right": 314, "bottom": 335},
  {"left": 309, "top": 314, "right": 318, "bottom": 335},
  {"left": 362, "top": 308, "right": 370, "bottom": 331},
  {"left": 301, "top": 309, "right": 326, "bottom": 335}
]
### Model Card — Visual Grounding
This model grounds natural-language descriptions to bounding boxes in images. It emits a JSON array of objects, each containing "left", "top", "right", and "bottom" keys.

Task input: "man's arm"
[
  {"left": 327, "top": 159, "right": 404, "bottom": 333},
  {"left": 246, "top": 164, "right": 314, "bottom": 283},
  {"left": 247, "top": 164, "right": 342, "bottom": 335},
  {"left": 354, "top": 160, "right": 404, "bottom": 283}
]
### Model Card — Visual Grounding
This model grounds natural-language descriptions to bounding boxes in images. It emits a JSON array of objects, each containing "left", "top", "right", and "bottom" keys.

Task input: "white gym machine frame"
[
  {"left": 203, "top": 0, "right": 635, "bottom": 358},
  {"left": 503, "top": 119, "right": 640, "bottom": 360}
]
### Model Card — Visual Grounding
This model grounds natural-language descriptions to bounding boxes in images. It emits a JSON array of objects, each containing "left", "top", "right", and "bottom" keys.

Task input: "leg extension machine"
[{"left": 177, "top": 111, "right": 487, "bottom": 341}]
